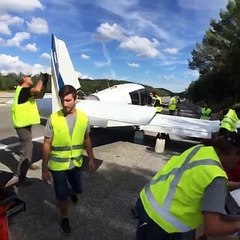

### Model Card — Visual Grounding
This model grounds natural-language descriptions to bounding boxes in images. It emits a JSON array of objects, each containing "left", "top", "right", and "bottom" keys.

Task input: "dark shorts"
[{"left": 51, "top": 167, "right": 82, "bottom": 201}]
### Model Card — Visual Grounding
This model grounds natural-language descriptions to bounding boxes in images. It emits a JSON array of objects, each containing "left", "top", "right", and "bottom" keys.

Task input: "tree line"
[
  {"left": 187, "top": 0, "right": 240, "bottom": 112},
  {"left": 0, "top": 74, "right": 172, "bottom": 97}
]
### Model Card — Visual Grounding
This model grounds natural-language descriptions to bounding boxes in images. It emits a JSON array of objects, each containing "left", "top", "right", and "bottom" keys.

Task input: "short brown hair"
[{"left": 58, "top": 85, "right": 77, "bottom": 100}]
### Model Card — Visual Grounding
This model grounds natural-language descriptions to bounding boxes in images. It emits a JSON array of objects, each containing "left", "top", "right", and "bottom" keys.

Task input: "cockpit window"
[{"left": 129, "top": 89, "right": 148, "bottom": 105}]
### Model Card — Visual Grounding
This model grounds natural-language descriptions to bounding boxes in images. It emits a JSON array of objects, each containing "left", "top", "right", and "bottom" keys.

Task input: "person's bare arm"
[
  {"left": 228, "top": 181, "right": 240, "bottom": 191},
  {"left": 42, "top": 137, "right": 52, "bottom": 182},
  {"left": 30, "top": 79, "right": 43, "bottom": 95},
  {"left": 203, "top": 211, "right": 240, "bottom": 236},
  {"left": 84, "top": 132, "right": 95, "bottom": 171}
]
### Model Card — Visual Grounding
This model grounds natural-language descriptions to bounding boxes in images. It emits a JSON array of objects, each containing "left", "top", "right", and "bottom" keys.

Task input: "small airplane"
[{"left": 36, "top": 34, "right": 221, "bottom": 139}]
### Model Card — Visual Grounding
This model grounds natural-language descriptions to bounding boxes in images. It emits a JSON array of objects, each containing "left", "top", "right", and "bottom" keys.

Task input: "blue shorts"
[{"left": 51, "top": 167, "right": 82, "bottom": 201}]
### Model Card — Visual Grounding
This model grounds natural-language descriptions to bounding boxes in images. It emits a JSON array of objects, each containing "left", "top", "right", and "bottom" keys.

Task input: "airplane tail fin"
[{"left": 51, "top": 34, "right": 81, "bottom": 113}]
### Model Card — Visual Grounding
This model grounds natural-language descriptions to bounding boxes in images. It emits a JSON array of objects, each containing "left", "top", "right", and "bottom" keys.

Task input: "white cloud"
[
  {"left": 95, "top": 1, "right": 169, "bottom": 41},
  {"left": 27, "top": 17, "right": 48, "bottom": 34},
  {"left": 119, "top": 36, "right": 160, "bottom": 58},
  {"left": 128, "top": 62, "right": 140, "bottom": 68},
  {"left": 186, "top": 69, "right": 199, "bottom": 78},
  {"left": 93, "top": 23, "right": 125, "bottom": 42},
  {"left": 163, "top": 74, "right": 175, "bottom": 81},
  {"left": 95, "top": 43, "right": 111, "bottom": 67},
  {"left": 0, "top": 14, "right": 23, "bottom": 35},
  {"left": 0, "top": 54, "right": 49, "bottom": 74},
  {"left": 6, "top": 32, "right": 30, "bottom": 47},
  {"left": 25, "top": 42, "right": 37, "bottom": 52},
  {"left": 76, "top": 71, "right": 92, "bottom": 80},
  {"left": 0, "top": 0, "right": 43, "bottom": 13},
  {"left": 81, "top": 53, "right": 90, "bottom": 59},
  {"left": 40, "top": 52, "right": 51, "bottom": 59},
  {"left": 164, "top": 48, "right": 178, "bottom": 55}
]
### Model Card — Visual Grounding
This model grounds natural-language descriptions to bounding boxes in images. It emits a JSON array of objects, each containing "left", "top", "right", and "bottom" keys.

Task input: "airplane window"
[
  {"left": 139, "top": 89, "right": 148, "bottom": 105},
  {"left": 129, "top": 89, "right": 148, "bottom": 105},
  {"left": 129, "top": 91, "right": 139, "bottom": 105}
]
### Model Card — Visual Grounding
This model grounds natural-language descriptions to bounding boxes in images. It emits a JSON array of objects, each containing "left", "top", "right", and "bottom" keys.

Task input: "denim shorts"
[{"left": 51, "top": 167, "right": 82, "bottom": 201}]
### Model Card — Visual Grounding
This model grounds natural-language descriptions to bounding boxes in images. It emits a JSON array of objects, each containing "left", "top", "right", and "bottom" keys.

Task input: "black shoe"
[
  {"left": 70, "top": 194, "right": 78, "bottom": 204},
  {"left": 60, "top": 218, "right": 71, "bottom": 234}
]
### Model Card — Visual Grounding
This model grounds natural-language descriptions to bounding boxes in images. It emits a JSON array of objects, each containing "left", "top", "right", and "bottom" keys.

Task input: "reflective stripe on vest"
[
  {"left": 11, "top": 86, "right": 40, "bottom": 127},
  {"left": 51, "top": 144, "right": 83, "bottom": 151},
  {"left": 142, "top": 145, "right": 224, "bottom": 232}
]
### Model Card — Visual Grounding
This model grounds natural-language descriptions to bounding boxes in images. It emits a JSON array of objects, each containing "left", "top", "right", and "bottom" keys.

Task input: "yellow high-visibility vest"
[
  {"left": 200, "top": 107, "right": 212, "bottom": 120},
  {"left": 169, "top": 97, "right": 177, "bottom": 111},
  {"left": 48, "top": 109, "right": 88, "bottom": 171},
  {"left": 11, "top": 86, "right": 40, "bottom": 128},
  {"left": 140, "top": 145, "right": 227, "bottom": 233},
  {"left": 154, "top": 95, "right": 163, "bottom": 113},
  {"left": 220, "top": 109, "right": 239, "bottom": 132}
]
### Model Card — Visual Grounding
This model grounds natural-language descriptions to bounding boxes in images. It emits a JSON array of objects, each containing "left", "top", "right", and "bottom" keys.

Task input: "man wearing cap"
[{"left": 11, "top": 73, "right": 49, "bottom": 183}]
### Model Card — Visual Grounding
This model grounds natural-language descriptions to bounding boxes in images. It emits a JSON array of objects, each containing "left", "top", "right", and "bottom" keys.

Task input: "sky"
[{"left": 0, "top": 0, "right": 228, "bottom": 92}]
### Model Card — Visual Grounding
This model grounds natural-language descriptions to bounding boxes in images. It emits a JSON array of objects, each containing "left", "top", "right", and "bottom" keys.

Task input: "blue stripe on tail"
[{"left": 51, "top": 34, "right": 65, "bottom": 90}]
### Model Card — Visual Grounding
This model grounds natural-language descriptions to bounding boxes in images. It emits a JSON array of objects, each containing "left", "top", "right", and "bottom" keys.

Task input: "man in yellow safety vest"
[
  {"left": 11, "top": 73, "right": 48, "bottom": 183},
  {"left": 200, "top": 102, "right": 212, "bottom": 120},
  {"left": 168, "top": 94, "right": 177, "bottom": 115},
  {"left": 152, "top": 92, "right": 163, "bottom": 113},
  {"left": 42, "top": 85, "right": 95, "bottom": 234}
]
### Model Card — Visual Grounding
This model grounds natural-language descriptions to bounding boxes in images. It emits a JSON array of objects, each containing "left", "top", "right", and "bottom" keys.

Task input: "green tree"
[{"left": 188, "top": 0, "right": 240, "bottom": 109}]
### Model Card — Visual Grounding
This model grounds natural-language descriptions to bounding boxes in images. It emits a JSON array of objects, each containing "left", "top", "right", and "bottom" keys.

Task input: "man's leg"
[
  {"left": 51, "top": 170, "right": 71, "bottom": 234},
  {"left": 67, "top": 167, "right": 82, "bottom": 204},
  {"left": 15, "top": 126, "right": 33, "bottom": 180}
]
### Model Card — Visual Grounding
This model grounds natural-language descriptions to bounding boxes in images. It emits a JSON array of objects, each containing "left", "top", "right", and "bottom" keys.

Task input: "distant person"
[
  {"left": 200, "top": 101, "right": 212, "bottom": 120},
  {"left": 218, "top": 107, "right": 240, "bottom": 136},
  {"left": 135, "top": 132, "right": 240, "bottom": 240},
  {"left": 42, "top": 85, "right": 95, "bottom": 234},
  {"left": 11, "top": 73, "right": 48, "bottom": 183},
  {"left": 168, "top": 94, "right": 177, "bottom": 115},
  {"left": 152, "top": 92, "right": 163, "bottom": 113},
  {"left": 176, "top": 97, "right": 181, "bottom": 116}
]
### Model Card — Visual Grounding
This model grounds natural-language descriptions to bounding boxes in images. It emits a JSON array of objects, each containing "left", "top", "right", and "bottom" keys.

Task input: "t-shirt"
[
  {"left": 201, "top": 177, "right": 227, "bottom": 214},
  {"left": 18, "top": 87, "right": 31, "bottom": 104}
]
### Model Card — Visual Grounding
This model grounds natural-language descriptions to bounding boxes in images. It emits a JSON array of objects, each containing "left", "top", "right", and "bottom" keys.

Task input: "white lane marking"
[{"left": 0, "top": 136, "right": 44, "bottom": 150}]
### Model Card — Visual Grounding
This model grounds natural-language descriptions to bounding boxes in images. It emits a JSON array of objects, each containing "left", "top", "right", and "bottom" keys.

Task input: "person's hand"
[
  {"left": 88, "top": 158, "right": 95, "bottom": 172},
  {"left": 40, "top": 72, "right": 49, "bottom": 87},
  {"left": 42, "top": 169, "right": 51, "bottom": 184}
]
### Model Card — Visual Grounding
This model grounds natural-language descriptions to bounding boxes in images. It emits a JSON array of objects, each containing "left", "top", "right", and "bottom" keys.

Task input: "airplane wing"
[
  {"left": 36, "top": 34, "right": 221, "bottom": 139},
  {"left": 140, "top": 114, "right": 220, "bottom": 139}
]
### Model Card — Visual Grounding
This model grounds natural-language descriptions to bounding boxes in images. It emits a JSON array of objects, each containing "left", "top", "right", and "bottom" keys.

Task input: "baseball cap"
[
  {"left": 22, "top": 74, "right": 32, "bottom": 78},
  {"left": 16, "top": 74, "right": 32, "bottom": 84}
]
